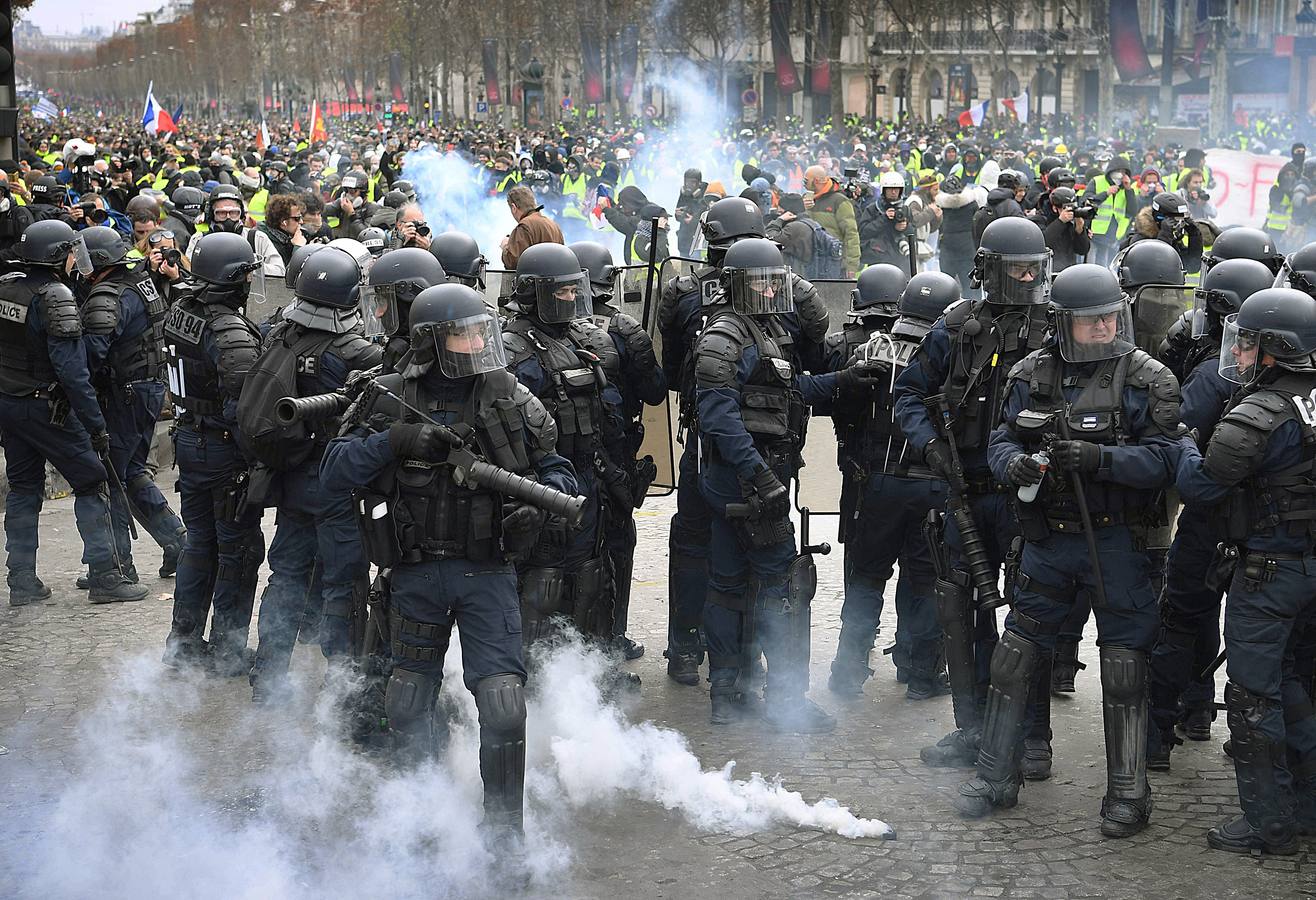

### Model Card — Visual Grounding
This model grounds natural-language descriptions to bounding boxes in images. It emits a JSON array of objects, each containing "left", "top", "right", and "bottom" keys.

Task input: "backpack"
[
  {"left": 803, "top": 218, "right": 844, "bottom": 280},
  {"left": 971, "top": 203, "right": 997, "bottom": 249},
  {"left": 236, "top": 321, "right": 331, "bottom": 470}
]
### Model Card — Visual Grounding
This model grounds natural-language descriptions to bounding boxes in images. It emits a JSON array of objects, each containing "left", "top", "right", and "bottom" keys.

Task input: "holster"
[
  {"left": 354, "top": 487, "right": 401, "bottom": 569},
  {"left": 1204, "top": 542, "right": 1240, "bottom": 594},
  {"left": 631, "top": 455, "right": 658, "bottom": 508},
  {"left": 213, "top": 470, "right": 249, "bottom": 524},
  {"left": 239, "top": 464, "right": 276, "bottom": 515}
]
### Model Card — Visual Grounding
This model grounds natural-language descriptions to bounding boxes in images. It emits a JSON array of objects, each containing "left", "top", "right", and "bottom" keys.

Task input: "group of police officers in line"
[{"left": 2, "top": 179, "right": 1314, "bottom": 857}]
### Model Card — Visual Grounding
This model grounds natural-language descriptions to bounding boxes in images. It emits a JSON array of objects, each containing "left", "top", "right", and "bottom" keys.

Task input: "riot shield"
[
  {"left": 1132, "top": 284, "right": 1194, "bottom": 353},
  {"left": 246, "top": 275, "right": 296, "bottom": 325},
  {"left": 484, "top": 267, "right": 516, "bottom": 309},
  {"left": 614, "top": 261, "right": 679, "bottom": 495},
  {"left": 793, "top": 277, "right": 857, "bottom": 516}
]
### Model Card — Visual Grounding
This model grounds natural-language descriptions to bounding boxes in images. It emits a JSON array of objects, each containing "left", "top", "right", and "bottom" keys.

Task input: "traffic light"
[{"left": 0, "top": 2, "right": 15, "bottom": 163}]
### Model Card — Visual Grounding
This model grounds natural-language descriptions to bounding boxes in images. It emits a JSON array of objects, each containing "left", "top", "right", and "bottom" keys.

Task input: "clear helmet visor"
[
  {"left": 1132, "top": 284, "right": 1194, "bottom": 351},
  {"left": 1219, "top": 314, "right": 1261, "bottom": 384},
  {"left": 985, "top": 251, "right": 1051, "bottom": 305},
  {"left": 1191, "top": 287, "right": 1236, "bottom": 338},
  {"left": 727, "top": 266, "right": 794, "bottom": 316},
  {"left": 244, "top": 265, "right": 268, "bottom": 309},
  {"left": 530, "top": 271, "right": 592, "bottom": 324},
  {"left": 68, "top": 237, "right": 93, "bottom": 276},
  {"left": 364, "top": 281, "right": 406, "bottom": 338},
  {"left": 1275, "top": 260, "right": 1316, "bottom": 297},
  {"left": 1056, "top": 297, "right": 1136, "bottom": 363},
  {"left": 422, "top": 312, "right": 509, "bottom": 378}
]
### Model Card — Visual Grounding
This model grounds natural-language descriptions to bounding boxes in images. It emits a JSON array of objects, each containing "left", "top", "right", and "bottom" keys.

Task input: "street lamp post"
[
  {"left": 868, "top": 41, "right": 881, "bottom": 122},
  {"left": 1298, "top": 0, "right": 1316, "bottom": 120}
]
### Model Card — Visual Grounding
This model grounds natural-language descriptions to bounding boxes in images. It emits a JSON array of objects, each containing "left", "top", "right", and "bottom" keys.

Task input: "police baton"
[
  {"left": 99, "top": 451, "right": 139, "bottom": 541},
  {"left": 1055, "top": 402, "right": 1108, "bottom": 609}
]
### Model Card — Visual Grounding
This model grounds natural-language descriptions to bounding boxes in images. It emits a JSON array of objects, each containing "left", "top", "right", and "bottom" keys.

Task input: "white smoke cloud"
[
  {"left": 9, "top": 636, "right": 890, "bottom": 899},
  {"left": 401, "top": 145, "right": 518, "bottom": 269}
]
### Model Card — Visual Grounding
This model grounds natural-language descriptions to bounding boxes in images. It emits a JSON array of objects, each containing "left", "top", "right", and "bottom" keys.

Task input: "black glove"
[
  {"left": 388, "top": 422, "right": 448, "bottom": 462},
  {"left": 746, "top": 465, "right": 790, "bottom": 519},
  {"left": 922, "top": 438, "right": 956, "bottom": 480},
  {"left": 1050, "top": 439, "right": 1103, "bottom": 473},
  {"left": 1006, "top": 453, "right": 1045, "bottom": 487},
  {"left": 90, "top": 429, "right": 111, "bottom": 454},
  {"left": 501, "top": 501, "right": 546, "bottom": 539},
  {"left": 835, "top": 366, "right": 881, "bottom": 399}
]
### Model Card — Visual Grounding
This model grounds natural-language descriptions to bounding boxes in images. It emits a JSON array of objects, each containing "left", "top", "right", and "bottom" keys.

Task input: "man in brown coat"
[{"left": 501, "top": 185, "right": 564, "bottom": 269}]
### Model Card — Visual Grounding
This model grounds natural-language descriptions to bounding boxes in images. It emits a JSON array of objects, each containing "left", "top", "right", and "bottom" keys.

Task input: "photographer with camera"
[
  {"left": 858, "top": 171, "right": 912, "bottom": 274},
  {"left": 1120, "top": 191, "right": 1203, "bottom": 275},
  {"left": 1042, "top": 187, "right": 1092, "bottom": 272},
  {"left": 142, "top": 228, "right": 189, "bottom": 301},
  {"left": 1176, "top": 168, "right": 1218, "bottom": 222},
  {"left": 392, "top": 202, "right": 435, "bottom": 252}
]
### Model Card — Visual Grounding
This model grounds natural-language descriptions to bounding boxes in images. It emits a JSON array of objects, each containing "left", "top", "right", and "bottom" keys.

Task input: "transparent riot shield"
[
  {"left": 483, "top": 268, "right": 516, "bottom": 310},
  {"left": 1132, "top": 284, "right": 1195, "bottom": 353},
  {"left": 793, "top": 277, "right": 856, "bottom": 516},
  {"left": 617, "top": 260, "right": 683, "bottom": 495}
]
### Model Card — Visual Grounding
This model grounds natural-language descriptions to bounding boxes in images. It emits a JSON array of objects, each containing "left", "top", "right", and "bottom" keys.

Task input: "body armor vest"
[
  {"left": 162, "top": 298, "right": 237, "bottom": 417},
  {"left": 715, "top": 310, "right": 806, "bottom": 465},
  {"left": 834, "top": 321, "right": 920, "bottom": 477},
  {"left": 1223, "top": 374, "right": 1316, "bottom": 545},
  {"left": 96, "top": 269, "right": 169, "bottom": 385},
  {"left": 942, "top": 301, "right": 1048, "bottom": 453},
  {"left": 1014, "top": 349, "right": 1146, "bottom": 534},
  {"left": 362, "top": 370, "right": 531, "bottom": 564},
  {"left": 0, "top": 272, "right": 58, "bottom": 395},
  {"left": 507, "top": 317, "right": 605, "bottom": 464}
]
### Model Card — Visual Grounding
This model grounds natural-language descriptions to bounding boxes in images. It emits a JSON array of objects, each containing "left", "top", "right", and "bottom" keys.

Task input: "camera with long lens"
[
  {"left": 1067, "top": 201, "right": 1097, "bottom": 220},
  {"left": 80, "top": 203, "right": 109, "bottom": 225},
  {"left": 161, "top": 247, "right": 182, "bottom": 267}
]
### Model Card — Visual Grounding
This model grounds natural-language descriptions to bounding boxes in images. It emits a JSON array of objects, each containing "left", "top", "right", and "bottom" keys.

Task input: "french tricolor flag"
[
  {"left": 956, "top": 100, "right": 990, "bottom": 129},
  {"left": 141, "top": 81, "right": 177, "bottom": 136}
]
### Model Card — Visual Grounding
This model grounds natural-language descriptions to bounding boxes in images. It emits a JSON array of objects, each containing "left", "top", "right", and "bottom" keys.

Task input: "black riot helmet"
[
  {"left": 188, "top": 231, "right": 260, "bottom": 305},
  {"left": 1048, "top": 264, "right": 1135, "bottom": 363},
  {"left": 514, "top": 242, "right": 591, "bottom": 324},
  {"left": 1276, "top": 241, "right": 1316, "bottom": 297},
  {"left": 1047, "top": 168, "right": 1077, "bottom": 189},
  {"left": 285, "top": 244, "right": 322, "bottom": 290},
  {"left": 1221, "top": 287, "right": 1316, "bottom": 382},
  {"left": 701, "top": 196, "right": 766, "bottom": 266},
  {"left": 1202, "top": 226, "right": 1283, "bottom": 276},
  {"left": 204, "top": 183, "right": 247, "bottom": 233},
  {"left": 170, "top": 186, "right": 206, "bottom": 223},
  {"left": 19, "top": 219, "right": 91, "bottom": 274},
  {"left": 996, "top": 170, "right": 1023, "bottom": 192},
  {"left": 366, "top": 246, "right": 448, "bottom": 338},
  {"left": 1150, "top": 191, "right": 1187, "bottom": 222},
  {"left": 392, "top": 179, "right": 417, "bottom": 202},
  {"left": 358, "top": 226, "right": 388, "bottom": 257},
  {"left": 719, "top": 237, "right": 792, "bottom": 317},
  {"left": 382, "top": 189, "right": 408, "bottom": 210},
  {"left": 851, "top": 263, "right": 908, "bottom": 316},
  {"left": 295, "top": 244, "right": 364, "bottom": 309},
  {"left": 1191, "top": 257, "right": 1275, "bottom": 339},
  {"left": 1037, "top": 156, "right": 1063, "bottom": 184},
  {"left": 1116, "top": 240, "right": 1185, "bottom": 290},
  {"left": 81, "top": 226, "right": 131, "bottom": 270},
  {"left": 409, "top": 283, "right": 507, "bottom": 379},
  {"left": 430, "top": 230, "right": 487, "bottom": 288},
  {"left": 973, "top": 217, "right": 1051, "bottom": 305},
  {"left": 568, "top": 240, "right": 618, "bottom": 301},
  {"left": 894, "top": 271, "right": 960, "bottom": 342}
]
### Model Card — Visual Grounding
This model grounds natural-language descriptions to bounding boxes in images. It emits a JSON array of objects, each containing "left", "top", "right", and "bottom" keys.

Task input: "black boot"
[
  {"left": 905, "top": 671, "right": 951, "bottom": 701},
  {"left": 162, "top": 628, "right": 209, "bottom": 670},
  {"left": 7, "top": 570, "right": 51, "bottom": 607},
  {"left": 921, "top": 729, "right": 981, "bottom": 768},
  {"left": 1051, "top": 637, "right": 1084, "bottom": 694},
  {"left": 1209, "top": 681, "right": 1299, "bottom": 854},
  {"left": 954, "top": 629, "right": 1038, "bottom": 818},
  {"left": 1181, "top": 706, "right": 1213, "bottom": 742},
  {"left": 665, "top": 648, "right": 702, "bottom": 686},
  {"left": 87, "top": 566, "right": 149, "bottom": 604},
  {"left": 79, "top": 564, "right": 139, "bottom": 591},
  {"left": 1147, "top": 726, "right": 1181, "bottom": 772},
  {"left": 1021, "top": 738, "right": 1053, "bottom": 781},
  {"left": 709, "top": 668, "right": 743, "bottom": 726},
  {"left": 476, "top": 675, "right": 526, "bottom": 838}
]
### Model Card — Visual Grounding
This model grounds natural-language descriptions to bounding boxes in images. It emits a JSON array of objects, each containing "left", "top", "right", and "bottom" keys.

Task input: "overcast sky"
[{"left": 22, "top": 0, "right": 164, "bottom": 36}]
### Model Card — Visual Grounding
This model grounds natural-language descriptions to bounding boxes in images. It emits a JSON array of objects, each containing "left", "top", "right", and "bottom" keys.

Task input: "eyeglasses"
[
  {"left": 287, "top": 214, "right": 304, "bottom": 222},
  {"left": 212, "top": 209, "right": 242, "bottom": 221},
  {"left": 148, "top": 230, "right": 176, "bottom": 244}
]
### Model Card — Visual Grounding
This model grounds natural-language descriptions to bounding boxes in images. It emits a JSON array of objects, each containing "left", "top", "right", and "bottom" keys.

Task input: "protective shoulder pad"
[
  {"left": 330, "top": 331, "right": 385, "bottom": 369},
  {"left": 39, "top": 281, "right": 81, "bottom": 339},
  {"left": 1006, "top": 348, "right": 1044, "bottom": 383},
  {"left": 514, "top": 381, "right": 559, "bottom": 454},
  {"left": 80, "top": 285, "right": 122, "bottom": 336},
  {"left": 613, "top": 311, "right": 659, "bottom": 371},
  {"left": 610, "top": 310, "right": 645, "bottom": 341},
  {"left": 501, "top": 330, "right": 536, "bottom": 367},
  {"left": 790, "top": 273, "right": 829, "bottom": 343},
  {"left": 823, "top": 330, "right": 846, "bottom": 358},
  {"left": 942, "top": 298, "right": 975, "bottom": 329},
  {"left": 211, "top": 312, "right": 261, "bottom": 352},
  {"left": 657, "top": 273, "right": 700, "bottom": 332},
  {"left": 1204, "top": 391, "right": 1291, "bottom": 484},
  {"left": 1124, "top": 349, "right": 1187, "bottom": 437},
  {"left": 694, "top": 314, "right": 750, "bottom": 389}
]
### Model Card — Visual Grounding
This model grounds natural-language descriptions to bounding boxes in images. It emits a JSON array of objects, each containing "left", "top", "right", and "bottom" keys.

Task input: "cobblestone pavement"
[{"left": 0, "top": 492, "right": 1311, "bottom": 899}]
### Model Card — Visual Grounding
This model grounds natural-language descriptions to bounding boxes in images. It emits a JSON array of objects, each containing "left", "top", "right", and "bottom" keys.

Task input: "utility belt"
[
  {"left": 964, "top": 473, "right": 1011, "bottom": 495},
  {"left": 3, "top": 383, "right": 62, "bottom": 402},
  {"left": 354, "top": 469, "right": 507, "bottom": 570},
  {"left": 177, "top": 417, "right": 235, "bottom": 443}
]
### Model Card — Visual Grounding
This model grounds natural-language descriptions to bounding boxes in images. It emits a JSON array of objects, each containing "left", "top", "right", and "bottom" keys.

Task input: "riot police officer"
[
  {"left": 430, "top": 231, "right": 487, "bottom": 290},
  {"left": 1176, "top": 287, "right": 1316, "bottom": 854},
  {"left": 320, "top": 283, "right": 576, "bottom": 839},
  {"left": 568, "top": 241, "right": 667, "bottom": 658},
  {"left": 826, "top": 268, "right": 958, "bottom": 700},
  {"left": 695, "top": 238, "right": 867, "bottom": 733},
  {"left": 365, "top": 247, "right": 448, "bottom": 372},
  {"left": 78, "top": 227, "right": 186, "bottom": 582},
  {"left": 894, "top": 217, "right": 1053, "bottom": 770},
  {"left": 1149, "top": 258, "right": 1275, "bottom": 767},
  {"left": 162, "top": 231, "right": 267, "bottom": 672},
  {"left": 1201, "top": 225, "right": 1284, "bottom": 277},
  {"left": 247, "top": 245, "right": 383, "bottom": 702},
  {"left": 658, "top": 197, "right": 830, "bottom": 685},
  {"left": 960, "top": 264, "right": 1188, "bottom": 838},
  {"left": 0, "top": 221, "right": 146, "bottom": 605},
  {"left": 502, "top": 243, "right": 624, "bottom": 647}
]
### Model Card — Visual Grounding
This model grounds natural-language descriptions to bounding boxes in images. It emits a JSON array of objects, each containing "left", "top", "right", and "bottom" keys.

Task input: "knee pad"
[
  {"left": 990, "top": 628, "right": 1041, "bottom": 692},
  {"left": 475, "top": 674, "right": 527, "bottom": 740},
  {"left": 385, "top": 668, "right": 441, "bottom": 727},
  {"left": 1099, "top": 647, "right": 1149, "bottom": 701},
  {"left": 72, "top": 480, "right": 110, "bottom": 499},
  {"left": 127, "top": 473, "right": 155, "bottom": 496}
]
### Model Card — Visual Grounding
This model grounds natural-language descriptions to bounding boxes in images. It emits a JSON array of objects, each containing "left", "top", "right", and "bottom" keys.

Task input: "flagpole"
[{"left": 142, "top": 80, "right": 153, "bottom": 121}]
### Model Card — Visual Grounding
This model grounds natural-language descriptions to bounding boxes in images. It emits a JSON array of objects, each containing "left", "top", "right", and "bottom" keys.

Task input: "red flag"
[{"left": 309, "top": 101, "right": 328, "bottom": 143}]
